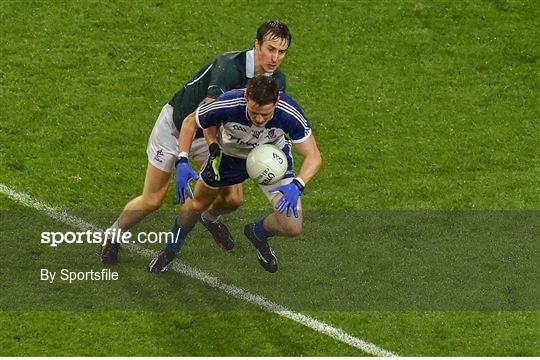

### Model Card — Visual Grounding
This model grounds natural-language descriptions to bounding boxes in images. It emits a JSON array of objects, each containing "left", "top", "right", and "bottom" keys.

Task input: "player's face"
[
  {"left": 245, "top": 98, "right": 278, "bottom": 128},
  {"left": 255, "top": 35, "right": 289, "bottom": 74}
]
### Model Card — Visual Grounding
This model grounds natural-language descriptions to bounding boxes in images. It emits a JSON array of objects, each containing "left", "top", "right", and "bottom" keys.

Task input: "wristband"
[
  {"left": 294, "top": 177, "right": 306, "bottom": 188},
  {"left": 175, "top": 152, "right": 189, "bottom": 166},
  {"left": 292, "top": 178, "right": 305, "bottom": 192},
  {"left": 177, "top": 151, "right": 189, "bottom": 159}
]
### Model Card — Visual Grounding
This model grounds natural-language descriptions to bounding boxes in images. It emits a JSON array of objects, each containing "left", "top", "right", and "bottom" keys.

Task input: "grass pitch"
[{"left": 1, "top": 0, "right": 539, "bottom": 356}]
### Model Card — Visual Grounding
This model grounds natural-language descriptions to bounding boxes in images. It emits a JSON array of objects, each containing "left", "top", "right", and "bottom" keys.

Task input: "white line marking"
[{"left": 0, "top": 183, "right": 398, "bottom": 357}]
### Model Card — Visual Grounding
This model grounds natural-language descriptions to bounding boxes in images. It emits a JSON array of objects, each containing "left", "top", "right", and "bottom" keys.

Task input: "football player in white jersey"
[
  {"left": 149, "top": 75, "right": 322, "bottom": 273},
  {"left": 100, "top": 21, "right": 292, "bottom": 265}
]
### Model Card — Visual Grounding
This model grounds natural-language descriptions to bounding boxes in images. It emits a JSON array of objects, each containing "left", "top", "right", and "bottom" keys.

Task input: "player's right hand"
[
  {"left": 175, "top": 156, "right": 199, "bottom": 204},
  {"left": 269, "top": 179, "right": 304, "bottom": 218},
  {"left": 203, "top": 143, "right": 222, "bottom": 182}
]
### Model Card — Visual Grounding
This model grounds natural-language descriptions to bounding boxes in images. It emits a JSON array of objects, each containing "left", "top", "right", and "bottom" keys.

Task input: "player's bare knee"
[
  {"left": 143, "top": 196, "right": 164, "bottom": 212},
  {"left": 226, "top": 192, "right": 243, "bottom": 210},
  {"left": 280, "top": 221, "right": 302, "bottom": 237},
  {"left": 189, "top": 198, "right": 209, "bottom": 213}
]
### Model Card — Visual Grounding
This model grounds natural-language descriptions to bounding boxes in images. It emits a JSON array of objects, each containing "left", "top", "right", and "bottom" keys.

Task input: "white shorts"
[{"left": 146, "top": 104, "right": 209, "bottom": 172}]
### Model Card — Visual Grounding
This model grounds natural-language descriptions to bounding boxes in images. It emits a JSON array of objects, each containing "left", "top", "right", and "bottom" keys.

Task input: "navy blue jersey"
[{"left": 195, "top": 89, "right": 311, "bottom": 159}]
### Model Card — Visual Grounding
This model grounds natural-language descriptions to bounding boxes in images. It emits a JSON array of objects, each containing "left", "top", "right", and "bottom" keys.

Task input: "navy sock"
[
  {"left": 166, "top": 217, "right": 194, "bottom": 254},
  {"left": 252, "top": 217, "right": 272, "bottom": 242}
]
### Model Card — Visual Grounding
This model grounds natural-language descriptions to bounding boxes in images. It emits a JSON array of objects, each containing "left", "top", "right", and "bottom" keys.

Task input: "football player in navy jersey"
[
  {"left": 100, "top": 21, "right": 291, "bottom": 265},
  {"left": 149, "top": 76, "right": 322, "bottom": 273}
]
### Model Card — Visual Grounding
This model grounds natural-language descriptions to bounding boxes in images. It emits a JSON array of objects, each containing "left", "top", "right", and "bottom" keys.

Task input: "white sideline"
[{"left": 0, "top": 183, "right": 398, "bottom": 357}]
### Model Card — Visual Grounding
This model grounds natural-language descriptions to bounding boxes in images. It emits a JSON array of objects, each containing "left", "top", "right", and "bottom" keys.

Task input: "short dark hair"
[
  {"left": 256, "top": 21, "right": 292, "bottom": 48},
  {"left": 246, "top": 76, "right": 279, "bottom": 105}
]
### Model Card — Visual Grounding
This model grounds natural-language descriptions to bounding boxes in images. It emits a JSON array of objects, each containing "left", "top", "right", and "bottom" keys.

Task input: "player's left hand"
[
  {"left": 269, "top": 180, "right": 304, "bottom": 218},
  {"left": 203, "top": 143, "right": 222, "bottom": 181},
  {"left": 175, "top": 157, "right": 199, "bottom": 204}
]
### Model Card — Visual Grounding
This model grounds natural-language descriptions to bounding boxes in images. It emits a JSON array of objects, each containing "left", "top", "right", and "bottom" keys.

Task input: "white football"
[{"left": 246, "top": 144, "right": 288, "bottom": 185}]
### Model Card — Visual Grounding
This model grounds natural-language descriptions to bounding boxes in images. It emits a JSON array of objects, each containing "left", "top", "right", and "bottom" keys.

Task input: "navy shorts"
[{"left": 200, "top": 144, "right": 294, "bottom": 189}]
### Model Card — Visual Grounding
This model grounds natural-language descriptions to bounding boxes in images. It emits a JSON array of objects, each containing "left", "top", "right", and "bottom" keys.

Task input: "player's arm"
[
  {"left": 200, "top": 94, "right": 220, "bottom": 149},
  {"left": 203, "top": 125, "right": 219, "bottom": 146},
  {"left": 201, "top": 125, "right": 222, "bottom": 181},
  {"left": 174, "top": 75, "right": 219, "bottom": 154},
  {"left": 202, "top": 81, "right": 222, "bottom": 145},
  {"left": 200, "top": 55, "right": 240, "bottom": 147},
  {"left": 177, "top": 112, "right": 198, "bottom": 155},
  {"left": 173, "top": 112, "right": 199, "bottom": 204},
  {"left": 195, "top": 99, "right": 226, "bottom": 181},
  {"left": 293, "top": 135, "right": 322, "bottom": 187},
  {"left": 198, "top": 96, "right": 219, "bottom": 145},
  {"left": 269, "top": 135, "right": 322, "bottom": 218}
]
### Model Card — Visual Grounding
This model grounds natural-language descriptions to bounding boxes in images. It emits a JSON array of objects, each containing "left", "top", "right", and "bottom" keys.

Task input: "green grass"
[
  {"left": 0, "top": 311, "right": 363, "bottom": 356},
  {"left": 1, "top": 0, "right": 539, "bottom": 356},
  {"left": 2, "top": 311, "right": 538, "bottom": 356}
]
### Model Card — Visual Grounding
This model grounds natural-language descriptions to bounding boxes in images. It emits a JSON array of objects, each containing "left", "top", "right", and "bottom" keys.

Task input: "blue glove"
[
  {"left": 269, "top": 179, "right": 304, "bottom": 218},
  {"left": 175, "top": 157, "right": 199, "bottom": 204}
]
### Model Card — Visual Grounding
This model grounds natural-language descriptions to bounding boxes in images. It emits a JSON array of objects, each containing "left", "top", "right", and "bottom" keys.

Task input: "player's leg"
[
  {"left": 101, "top": 104, "right": 177, "bottom": 265},
  {"left": 115, "top": 163, "right": 171, "bottom": 230},
  {"left": 243, "top": 143, "right": 298, "bottom": 272},
  {"left": 100, "top": 163, "right": 171, "bottom": 265},
  {"left": 149, "top": 179, "right": 222, "bottom": 272},
  {"left": 192, "top": 137, "right": 242, "bottom": 210},
  {"left": 192, "top": 138, "right": 242, "bottom": 251},
  {"left": 243, "top": 177, "right": 302, "bottom": 273},
  {"left": 261, "top": 195, "right": 303, "bottom": 237},
  {"left": 199, "top": 183, "right": 243, "bottom": 251},
  {"left": 206, "top": 183, "right": 244, "bottom": 215},
  {"left": 150, "top": 152, "right": 250, "bottom": 272}
]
